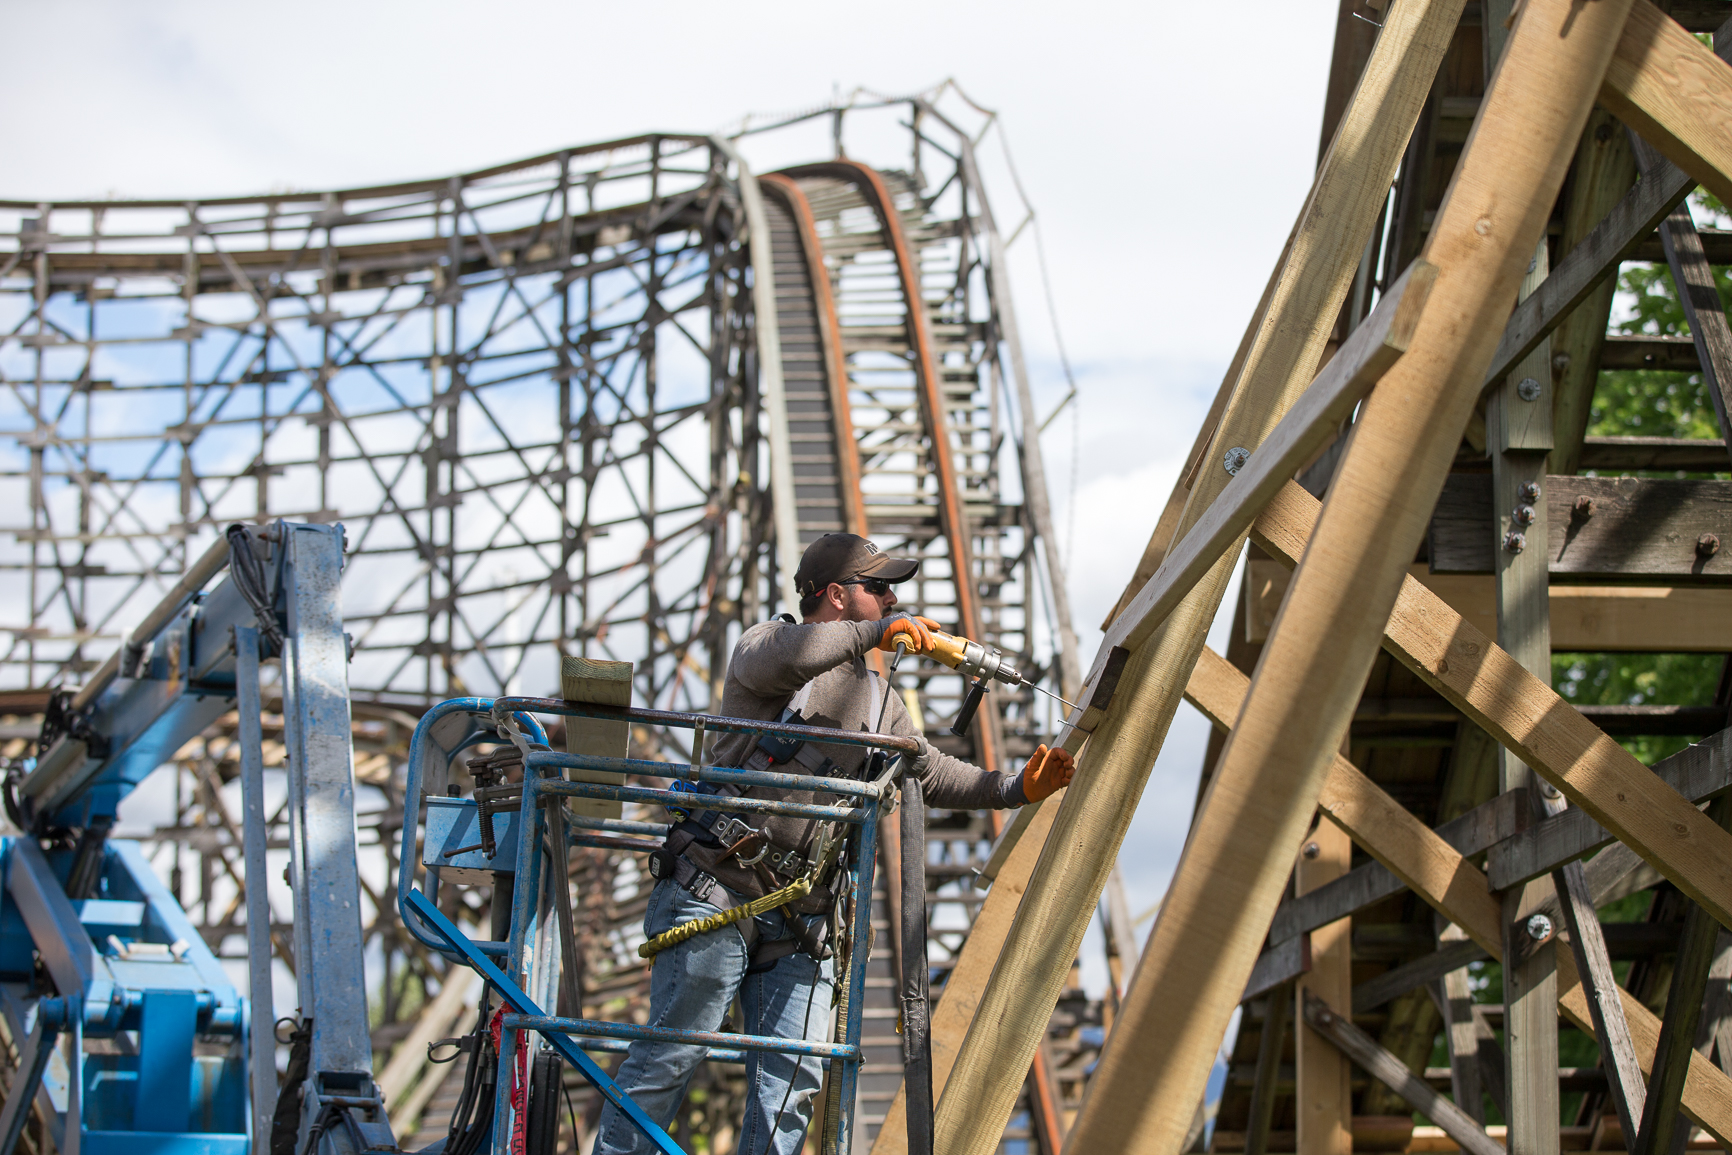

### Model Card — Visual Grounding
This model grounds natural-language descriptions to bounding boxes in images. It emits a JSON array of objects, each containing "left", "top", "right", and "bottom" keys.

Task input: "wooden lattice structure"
[{"left": 887, "top": 2, "right": 1732, "bottom": 1155}]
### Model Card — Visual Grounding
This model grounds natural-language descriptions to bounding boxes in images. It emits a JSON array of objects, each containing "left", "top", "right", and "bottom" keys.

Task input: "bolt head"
[
  {"left": 1517, "top": 377, "right": 1542, "bottom": 402},
  {"left": 1503, "top": 530, "right": 1526, "bottom": 554},
  {"left": 1574, "top": 495, "right": 1595, "bottom": 518},
  {"left": 1223, "top": 446, "right": 1251, "bottom": 476},
  {"left": 1513, "top": 504, "right": 1536, "bottom": 527},
  {"left": 1699, "top": 533, "right": 1721, "bottom": 558},
  {"left": 1518, "top": 481, "right": 1541, "bottom": 504},
  {"left": 1526, "top": 912, "right": 1554, "bottom": 941},
  {"left": 1302, "top": 841, "right": 1321, "bottom": 860}
]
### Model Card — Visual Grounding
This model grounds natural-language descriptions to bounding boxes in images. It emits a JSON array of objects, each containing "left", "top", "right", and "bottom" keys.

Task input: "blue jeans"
[{"left": 593, "top": 879, "right": 836, "bottom": 1155}]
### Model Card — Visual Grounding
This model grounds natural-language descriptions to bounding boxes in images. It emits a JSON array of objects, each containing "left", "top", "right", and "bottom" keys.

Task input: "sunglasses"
[{"left": 837, "top": 577, "right": 892, "bottom": 597}]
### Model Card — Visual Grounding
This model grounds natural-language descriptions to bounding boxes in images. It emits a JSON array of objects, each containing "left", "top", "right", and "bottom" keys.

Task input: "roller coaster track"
[{"left": 0, "top": 99, "right": 1095, "bottom": 1153}]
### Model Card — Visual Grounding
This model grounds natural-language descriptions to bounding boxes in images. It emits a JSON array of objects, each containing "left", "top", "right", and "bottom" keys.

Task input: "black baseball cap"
[{"left": 794, "top": 534, "right": 920, "bottom": 599}]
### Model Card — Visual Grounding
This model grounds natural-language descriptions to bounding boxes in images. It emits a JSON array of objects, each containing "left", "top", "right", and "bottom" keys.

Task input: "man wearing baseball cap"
[{"left": 593, "top": 532, "right": 1075, "bottom": 1155}]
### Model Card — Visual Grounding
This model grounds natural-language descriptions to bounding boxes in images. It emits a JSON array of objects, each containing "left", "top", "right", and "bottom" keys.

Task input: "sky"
[{"left": 5, "top": 0, "right": 1344, "bottom": 984}]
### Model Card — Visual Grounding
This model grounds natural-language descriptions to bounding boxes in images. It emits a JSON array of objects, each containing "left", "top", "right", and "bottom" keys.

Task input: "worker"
[{"left": 593, "top": 532, "right": 1075, "bottom": 1155}]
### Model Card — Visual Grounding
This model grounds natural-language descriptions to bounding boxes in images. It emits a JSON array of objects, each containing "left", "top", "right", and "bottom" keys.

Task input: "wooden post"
[
  {"left": 559, "top": 655, "right": 632, "bottom": 820},
  {"left": 1296, "top": 821, "right": 1353, "bottom": 1155},
  {"left": 1062, "top": 0, "right": 1637, "bottom": 1149},
  {"left": 1245, "top": 982, "right": 1292, "bottom": 1155},
  {"left": 1438, "top": 925, "right": 1486, "bottom": 1126},
  {"left": 1554, "top": 859, "right": 1648, "bottom": 1142},
  {"left": 1656, "top": 200, "right": 1732, "bottom": 452},
  {"left": 1491, "top": 237, "right": 1561, "bottom": 1155},
  {"left": 1634, "top": 798, "right": 1732, "bottom": 1155}
]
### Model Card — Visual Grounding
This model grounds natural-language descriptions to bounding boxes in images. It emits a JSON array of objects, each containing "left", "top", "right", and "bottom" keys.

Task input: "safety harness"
[{"left": 645, "top": 668, "right": 887, "bottom": 967}]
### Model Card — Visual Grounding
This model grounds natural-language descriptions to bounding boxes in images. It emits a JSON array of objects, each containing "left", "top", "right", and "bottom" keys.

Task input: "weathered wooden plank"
[
  {"left": 1354, "top": 939, "right": 1489, "bottom": 1014},
  {"left": 1243, "top": 932, "right": 1311, "bottom": 1002},
  {"left": 1245, "top": 982, "right": 1292, "bottom": 1155},
  {"left": 1485, "top": 725, "right": 1732, "bottom": 889},
  {"left": 1632, "top": 228, "right": 1732, "bottom": 265},
  {"left": 1430, "top": 474, "right": 1732, "bottom": 580},
  {"left": 1600, "top": 333, "right": 1704, "bottom": 372},
  {"left": 1253, "top": 479, "right": 1732, "bottom": 930},
  {"left": 1580, "top": 436, "right": 1731, "bottom": 471},
  {"left": 1556, "top": 859, "right": 1649, "bottom": 1144},
  {"left": 1301, "top": 991, "right": 1504, "bottom": 1155},
  {"left": 1660, "top": 202, "right": 1732, "bottom": 455},
  {"left": 1297, "top": 820, "right": 1354, "bottom": 1155},
  {"left": 1634, "top": 802, "right": 1732, "bottom": 1155},
  {"left": 1266, "top": 790, "right": 1529, "bottom": 945}
]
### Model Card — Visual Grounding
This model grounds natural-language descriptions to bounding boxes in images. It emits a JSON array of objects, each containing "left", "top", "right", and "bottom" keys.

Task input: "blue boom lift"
[{"left": 0, "top": 522, "right": 395, "bottom": 1155}]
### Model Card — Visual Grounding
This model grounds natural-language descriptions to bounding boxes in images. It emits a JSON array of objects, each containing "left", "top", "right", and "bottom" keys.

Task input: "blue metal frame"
[{"left": 397, "top": 696, "right": 898, "bottom": 1154}]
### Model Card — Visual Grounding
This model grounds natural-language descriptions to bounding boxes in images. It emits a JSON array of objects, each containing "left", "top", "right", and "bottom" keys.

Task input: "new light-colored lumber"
[
  {"left": 561, "top": 655, "right": 633, "bottom": 819},
  {"left": 1063, "top": 0, "right": 1635, "bottom": 1148},
  {"left": 1251, "top": 479, "right": 1732, "bottom": 929},
  {"left": 1184, "top": 643, "right": 1732, "bottom": 1145},
  {"left": 868, "top": 790, "right": 1063, "bottom": 1155},
  {"left": 1599, "top": 0, "right": 1732, "bottom": 207},
  {"left": 1087, "top": 260, "right": 1434, "bottom": 675},
  {"left": 930, "top": 1, "right": 1469, "bottom": 1147}
]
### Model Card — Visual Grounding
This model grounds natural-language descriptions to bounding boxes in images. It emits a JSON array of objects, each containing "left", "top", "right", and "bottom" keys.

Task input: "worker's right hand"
[{"left": 877, "top": 613, "right": 941, "bottom": 655}]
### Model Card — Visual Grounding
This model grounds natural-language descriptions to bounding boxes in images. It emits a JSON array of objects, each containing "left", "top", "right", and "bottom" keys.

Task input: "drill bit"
[{"left": 1024, "top": 678, "right": 1082, "bottom": 714}]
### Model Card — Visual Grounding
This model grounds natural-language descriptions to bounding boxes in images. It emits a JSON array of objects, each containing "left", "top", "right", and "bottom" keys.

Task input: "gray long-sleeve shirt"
[{"left": 680, "top": 615, "right": 1026, "bottom": 902}]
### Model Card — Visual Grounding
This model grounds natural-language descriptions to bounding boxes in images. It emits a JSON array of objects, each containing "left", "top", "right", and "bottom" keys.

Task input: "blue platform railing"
[{"left": 398, "top": 695, "right": 918, "bottom": 1155}]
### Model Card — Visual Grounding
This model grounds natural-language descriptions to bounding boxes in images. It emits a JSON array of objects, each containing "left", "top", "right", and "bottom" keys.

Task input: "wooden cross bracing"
[{"left": 891, "top": 2, "right": 1732, "bottom": 1153}]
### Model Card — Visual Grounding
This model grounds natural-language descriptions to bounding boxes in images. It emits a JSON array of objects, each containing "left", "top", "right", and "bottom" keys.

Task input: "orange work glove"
[
  {"left": 1020, "top": 743, "right": 1075, "bottom": 802},
  {"left": 877, "top": 614, "right": 941, "bottom": 655}
]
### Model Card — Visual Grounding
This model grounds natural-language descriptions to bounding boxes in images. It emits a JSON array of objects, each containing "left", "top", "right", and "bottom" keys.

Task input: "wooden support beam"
[
  {"left": 1599, "top": 1, "right": 1732, "bottom": 208},
  {"left": 1297, "top": 819, "right": 1353, "bottom": 1155},
  {"left": 1429, "top": 474, "right": 1732, "bottom": 581},
  {"left": 1555, "top": 858, "right": 1649, "bottom": 1144},
  {"left": 931, "top": 0, "right": 1470, "bottom": 1148},
  {"left": 1659, "top": 200, "right": 1732, "bottom": 456},
  {"left": 1487, "top": 725, "right": 1732, "bottom": 889},
  {"left": 1085, "top": 260, "right": 1435, "bottom": 675},
  {"left": 1439, "top": 947, "right": 1488, "bottom": 1125},
  {"left": 1412, "top": 567, "right": 1732, "bottom": 653},
  {"left": 1551, "top": 107, "right": 1639, "bottom": 477},
  {"left": 1599, "top": 333, "right": 1703, "bottom": 372},
  {"left": 1634, "top": 799, "right": 1732, "bottom": 1155},
  {"left": 1244, "top": 983, "right": 1292, "bottom": 1155},
  {"left": 1251, "top": 479, "right": 1732, "bottom": 932},
  {"left": 1300, "top": 990, "right": 1504, "bottom": 1155},
  {"left": 1355, "top": 939, "right": 1488, "bottom": 1014},
  {"left": 1060, "top": 1, "right": 1623, "bottom": 1145},
  {"left": 1182, "top": 642, "right": 1732, "bottom": 1145},
  {"left": 1580, "top": 436, "right": 1731, "bottom": 472},
  {"left": 869, "top": 792, "right": 1062, "bottom": 1155}
]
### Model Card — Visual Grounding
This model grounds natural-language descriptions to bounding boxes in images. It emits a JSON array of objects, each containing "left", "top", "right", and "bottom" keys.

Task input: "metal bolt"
[
  {"left": 1574, "top": 495, "right": 1595, "bottom": 518},
  {"left": 1302, "top": 841, "right": 1321, "bottom": 860},
  {"left": 1503, "top": 530, "right": 1526, "bottom": 553},
  {"left": 1519, "top": 481, "right": 1541, "bottom": 504},
  {"left": 1513, "top": 504, "right": 1536, "bottom": 527},
  {"left": 1517, "top": 376, "right": 1542, "bottom": 401},
  {"left": 1525, "top": 913, "right": 1554, "bottom": 942},
  {"left": 1224, "top": 446, "right": 1251, "bottom": 476},
  {"left": 1699, "top": 533, "right": 1721, "bottom": 558}
]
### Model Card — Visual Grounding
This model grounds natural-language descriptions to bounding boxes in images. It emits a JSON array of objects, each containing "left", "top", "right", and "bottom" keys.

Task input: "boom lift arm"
[{"left": 0, "top": 522, "right": 393, "bottom": 1155}]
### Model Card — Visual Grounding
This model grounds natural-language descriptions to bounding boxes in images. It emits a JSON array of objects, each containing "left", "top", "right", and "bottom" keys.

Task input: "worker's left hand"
[{"left": 1020, "top": 743, "right": 1075, "bottom": 802}]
